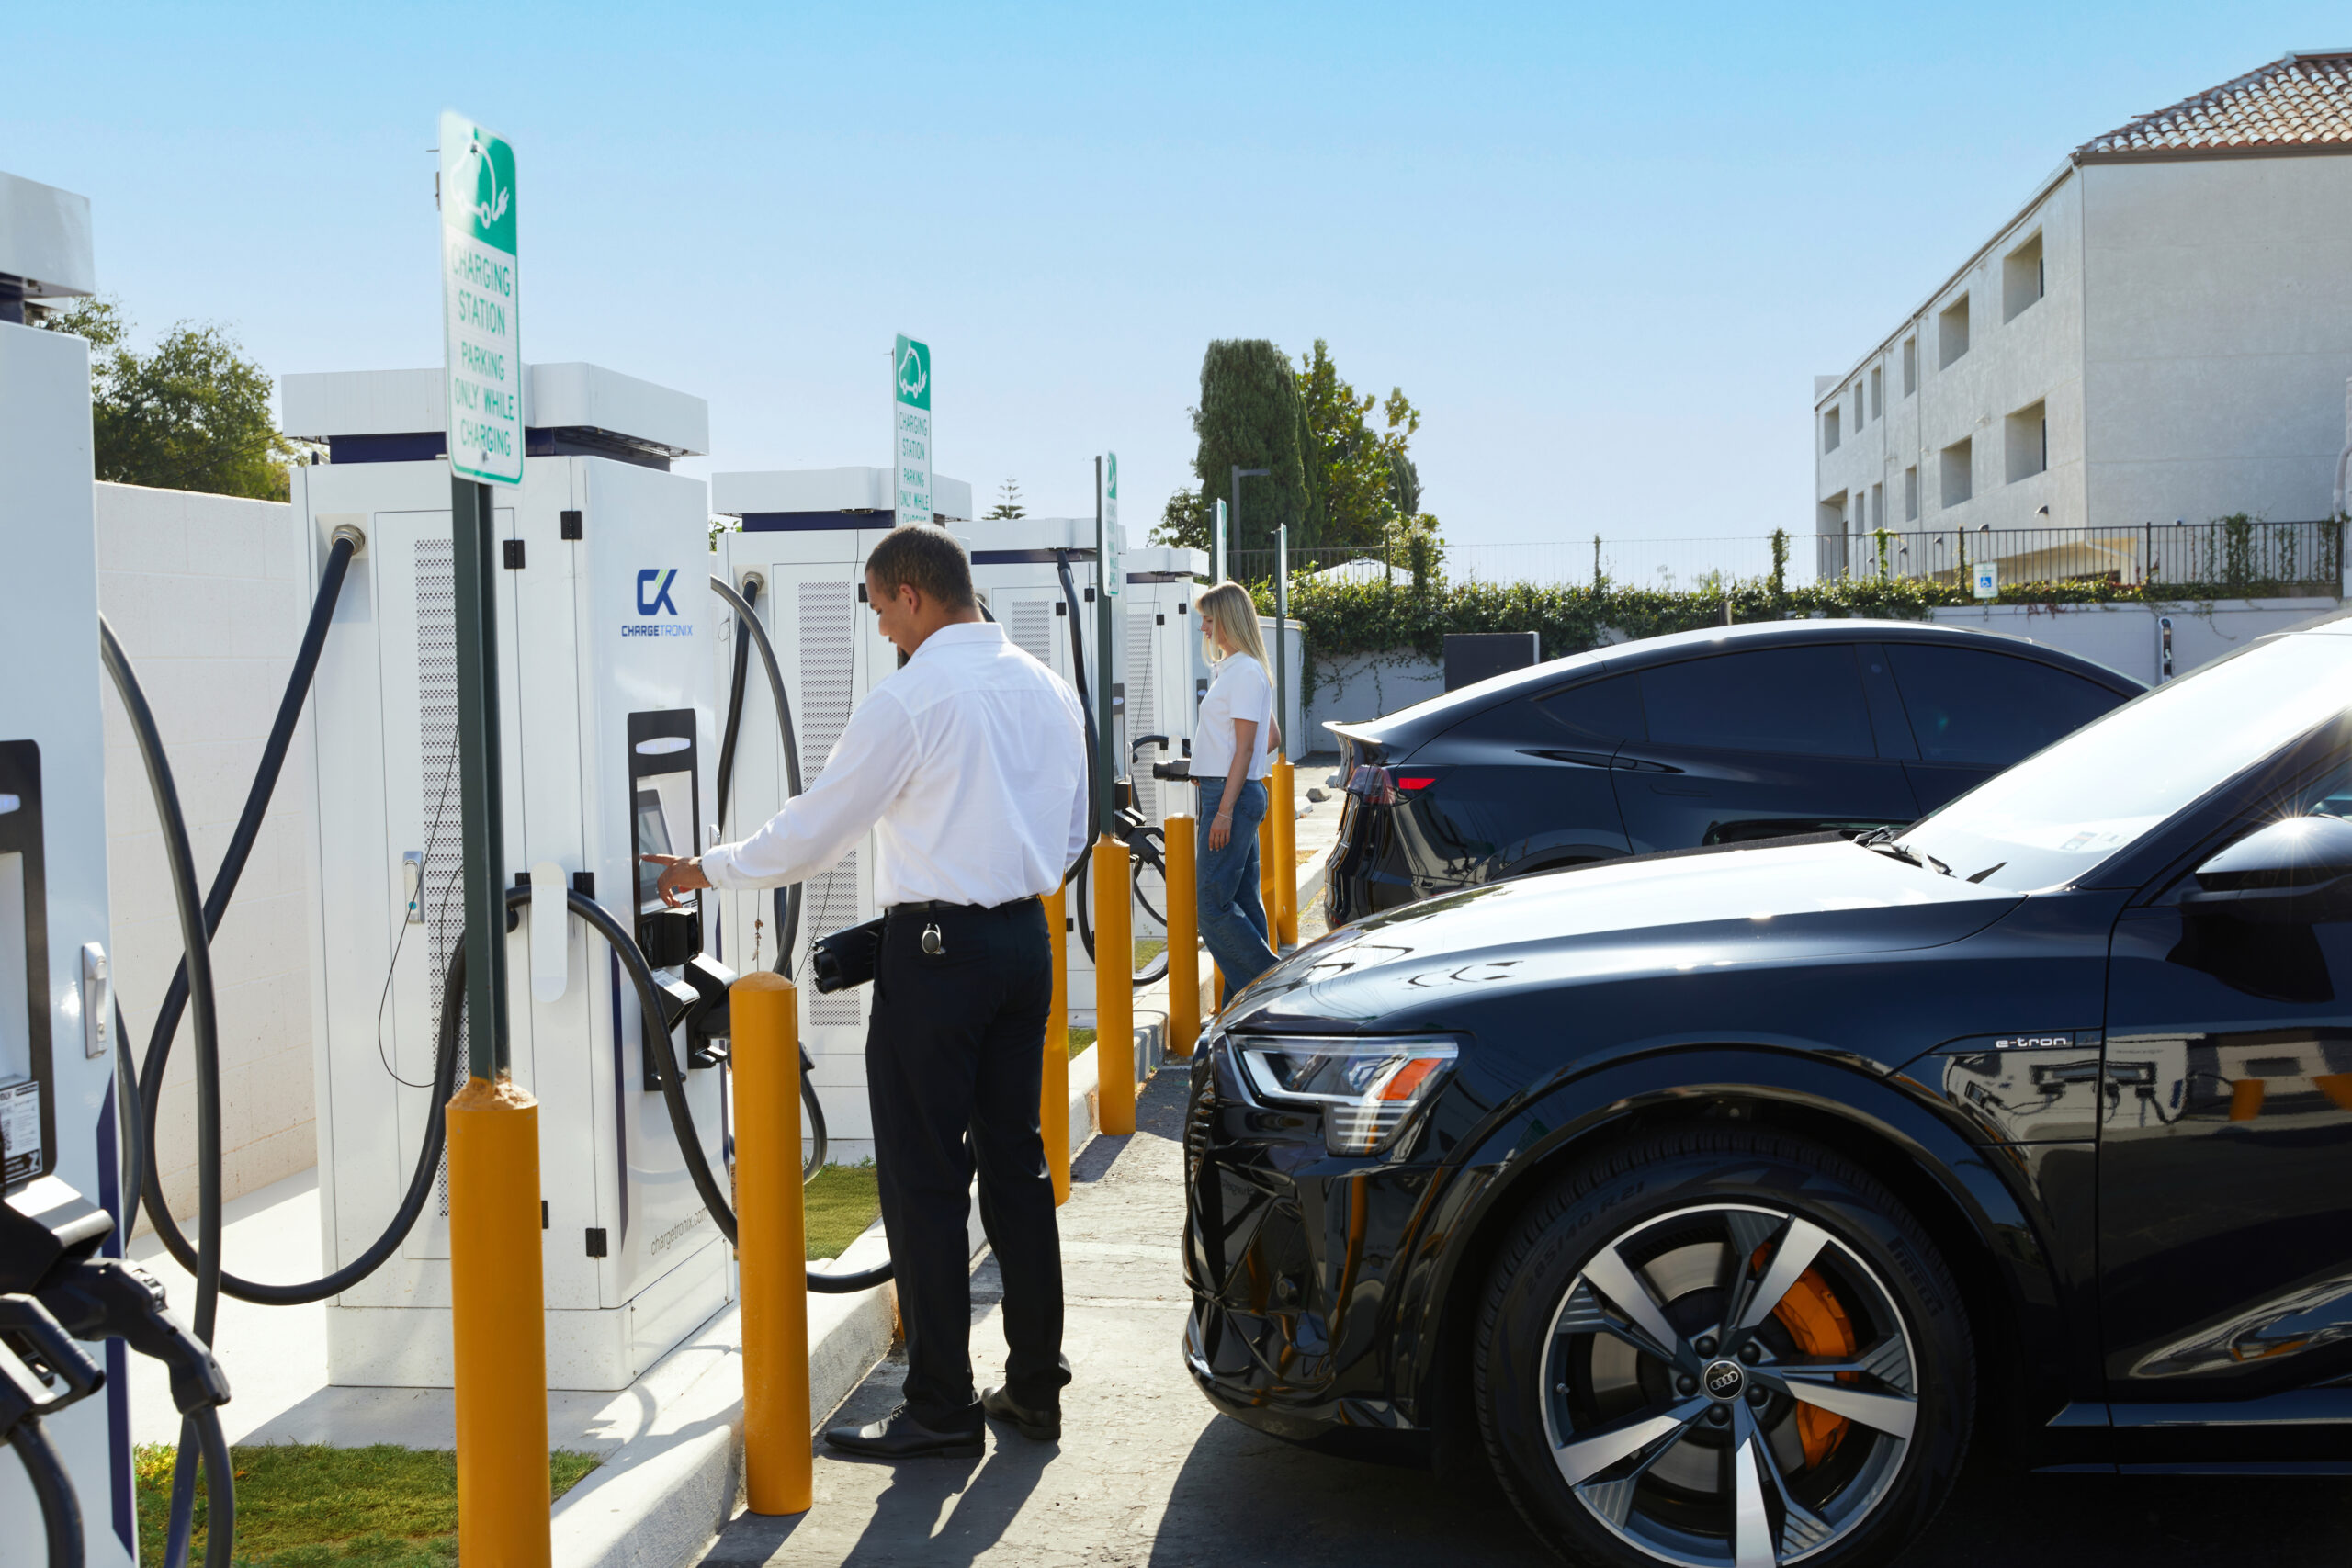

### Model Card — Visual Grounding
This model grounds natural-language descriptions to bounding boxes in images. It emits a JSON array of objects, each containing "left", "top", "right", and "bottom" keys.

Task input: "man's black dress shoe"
[
  {"left": 824, "top": 1403, "right": 984, "bottom": 1460},
  {"left": 980, "top": 1384, "right": 1060, "bottom": 1442}
]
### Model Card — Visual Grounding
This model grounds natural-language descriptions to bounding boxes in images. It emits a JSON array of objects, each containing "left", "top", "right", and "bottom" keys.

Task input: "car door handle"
[{"left": 1521, "top": 748, "right": 1616, "bottom": 769}]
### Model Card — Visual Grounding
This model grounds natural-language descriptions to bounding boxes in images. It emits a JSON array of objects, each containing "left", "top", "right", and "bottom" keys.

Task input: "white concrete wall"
[
  {"left": 1306, "top": 652, "right": 1447, "bottom": 745},
  {"left": 1928, "top": 595, "right": 2342, "bottom": 686},
  {"left": 2080, "top": 157, "right": 2352, "bottom": 531},
  {"left": 96, "top": 481, "right": 318, "bottom": 1227}
]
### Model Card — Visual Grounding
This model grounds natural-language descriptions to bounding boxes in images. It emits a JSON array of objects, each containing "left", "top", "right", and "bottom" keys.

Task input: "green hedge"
[{"left": 1250, "top": 571, "right": 2331, "bottom": 699}]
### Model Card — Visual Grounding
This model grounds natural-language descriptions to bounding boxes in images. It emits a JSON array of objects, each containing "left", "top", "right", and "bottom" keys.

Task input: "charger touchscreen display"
[{"left": 635, "top": 787, "right": 673, "bottom": 908}]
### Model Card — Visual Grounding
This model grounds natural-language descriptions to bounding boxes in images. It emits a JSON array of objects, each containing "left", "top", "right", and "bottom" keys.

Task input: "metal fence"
[
  {"left": 1225, "top": 536, "right": 1804, "bottom": 592},
  {"left": 1221, "top": 519, "right": 2343, "bottom": 595},
  {"left": 1819, "top": 519, "right": 2342, "bottom": 592}
]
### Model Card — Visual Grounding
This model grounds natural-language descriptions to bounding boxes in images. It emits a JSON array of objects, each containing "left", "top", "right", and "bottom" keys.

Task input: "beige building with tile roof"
[{"left": 1814, "top": 51, "right": 2352, "bottom": 585}]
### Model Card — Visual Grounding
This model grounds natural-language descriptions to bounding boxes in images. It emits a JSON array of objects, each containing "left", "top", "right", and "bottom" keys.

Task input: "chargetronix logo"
[{"left": 623, "top": 569, "right": 694, "bottom": 637}]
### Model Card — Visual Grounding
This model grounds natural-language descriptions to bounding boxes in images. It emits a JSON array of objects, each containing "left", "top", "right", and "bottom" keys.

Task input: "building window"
[
  {"left": 1870, "top": 365, "right": 1883, "bottom": 422},
  {"left": 1824, "top": 406, "right": 1841, "bottom": 454},
  {"left": 1871, "top": 481, "right": 1883, "bottom": 530},
  {"left": 2003, "top": 231, "right": 2045, "bottom": 323},
  {"left": 1904, "top": 465, "right": 1920, "bottom": 522},
  {"left": 1940, "top": 436, "right": 1973, "bottom": 507},
  {"left": 2006, "top": 399, "right": 2048, "bottom": 482},
  {"left": 1902, "top": 336, "right": 1918, "bottom": 397},
  {"left": 1938, "top": 295, "right": 1971, "bottom": 369}
]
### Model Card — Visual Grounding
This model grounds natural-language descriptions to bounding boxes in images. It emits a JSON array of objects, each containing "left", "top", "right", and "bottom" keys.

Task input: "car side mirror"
[{"left": 2179, "top": 814, "right": 2352, "bottom": 924}]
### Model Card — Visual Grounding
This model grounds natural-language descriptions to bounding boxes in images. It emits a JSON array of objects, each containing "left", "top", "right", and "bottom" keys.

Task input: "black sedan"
[
  {"left": 1325, "top": 620, "right": 2141, "bottom": 925},
  {"left": 1186, "top": 613, "right": 2352, "bottom": 1568}
]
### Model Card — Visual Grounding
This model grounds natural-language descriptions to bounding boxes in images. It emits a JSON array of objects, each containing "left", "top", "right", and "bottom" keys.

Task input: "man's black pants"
[{"left": 866, "top": 897, "right": 1066, "bottom": 1432}]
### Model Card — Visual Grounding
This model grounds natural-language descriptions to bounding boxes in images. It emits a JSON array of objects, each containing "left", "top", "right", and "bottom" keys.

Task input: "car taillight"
[
  {"left": 1394, "top": 774, "right": 1436, "bottom": 791},
  {"left": 1345, "top": 764, "right": 1396, "bottom": 805}
]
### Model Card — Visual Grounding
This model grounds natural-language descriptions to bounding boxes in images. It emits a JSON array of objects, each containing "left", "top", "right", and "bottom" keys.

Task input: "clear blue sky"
[{"left": 6, "top": 4, "right": 2344, "bottom": 545}]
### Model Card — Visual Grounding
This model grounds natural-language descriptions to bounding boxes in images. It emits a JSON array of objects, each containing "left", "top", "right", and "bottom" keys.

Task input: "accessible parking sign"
[{"left": 440, "top": 110, "right": 522, "bottom": 486}]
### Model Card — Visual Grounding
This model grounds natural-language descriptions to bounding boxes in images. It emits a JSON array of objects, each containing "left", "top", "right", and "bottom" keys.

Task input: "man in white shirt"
[{"left": 646, "top": 525, "right": 1088, "bottom": 1458}]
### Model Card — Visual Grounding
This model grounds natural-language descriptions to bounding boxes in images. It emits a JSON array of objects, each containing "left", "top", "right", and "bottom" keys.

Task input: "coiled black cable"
[
  {"left": 122, "top": 535, "right": 466, "bottom": 1307},
  {"left": 710, "top": 576, "right": 803, "bottom": 973},
  {"left": 10, "top": 1418, "right": 80, "bottom": 1568},
  {"left": 99, "top": 616, "right": 236, "bottom": 1568},
  {"left": 114, "top": 999, "right": 144, "bottom": 1243}
]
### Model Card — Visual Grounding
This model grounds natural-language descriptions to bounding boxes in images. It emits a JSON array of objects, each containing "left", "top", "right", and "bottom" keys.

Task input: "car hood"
[{"left": 1234, "top": 840, "right": 2021, "bottom": 1030}]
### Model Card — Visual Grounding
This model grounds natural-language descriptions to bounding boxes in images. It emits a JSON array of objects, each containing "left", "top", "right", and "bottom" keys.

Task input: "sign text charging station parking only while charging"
[
  {"left": 441, "top": 110, "right": 523, "bottom": 486},
  {"left": 894, "top": 333, "right": 933, "bottom": 525}
]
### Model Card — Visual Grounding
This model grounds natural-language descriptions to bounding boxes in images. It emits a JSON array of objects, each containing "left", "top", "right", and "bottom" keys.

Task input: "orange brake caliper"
[{"left": 1751, "top": 1245, "right": 1854, "bottom": 1467}]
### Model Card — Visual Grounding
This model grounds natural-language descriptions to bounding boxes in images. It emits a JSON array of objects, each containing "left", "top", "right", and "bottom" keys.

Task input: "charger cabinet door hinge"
[
  {"left": 503, "top": 539, "right": 526, "bottom": 570},
  {"left": 560, "top": 510, "right": 583, "bottom": 540}
]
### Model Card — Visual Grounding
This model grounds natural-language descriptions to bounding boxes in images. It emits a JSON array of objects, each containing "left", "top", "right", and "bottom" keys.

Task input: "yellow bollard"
[
  {"left": 1256, "top": 808, "right": 1276, "bottom": 942},
  {"left": 1213, "top": 963, "right": 1225, "bottom": 1015},
  {"left": 733, "top": 972, "right": 811, "bottom": 1516},
  {"left": 1041, "top": 887, "right": 1071, "bottom": 1205},
  {"left": 448, "top": 1074, "right": 552, "bottom": 1568},
  {"left": 1166, "top": 814, "right": 1200, "bottom": 1057},
  {"left": 1095, "top": 834, "right": 1136, "bottom": 1135},
  {"left": 1272, "top": 755, "right": 1298, "bottom": 948}
]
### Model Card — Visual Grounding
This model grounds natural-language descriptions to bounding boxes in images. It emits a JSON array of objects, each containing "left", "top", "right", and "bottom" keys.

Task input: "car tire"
[{"left": 1474, "top": 1127, "right": 1973, "bottom": 1568}]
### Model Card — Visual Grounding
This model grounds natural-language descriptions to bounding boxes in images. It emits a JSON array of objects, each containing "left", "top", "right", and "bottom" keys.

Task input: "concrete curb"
[{"left": 553, "top": 1043, "right": 1109, "bottom": 1568}]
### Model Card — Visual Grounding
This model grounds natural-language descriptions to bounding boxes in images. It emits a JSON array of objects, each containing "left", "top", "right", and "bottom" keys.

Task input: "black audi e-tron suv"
[
  {"left": 1324, "top": 619, "right": 2141, "bottom": 925},
  {"left": 1186, "top": 613, "right": 2352, "bottom": 1568}
]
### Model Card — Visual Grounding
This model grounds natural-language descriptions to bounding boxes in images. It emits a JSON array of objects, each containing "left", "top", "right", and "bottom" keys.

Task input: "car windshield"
[{"left": 1899, "top": 630, "right": 2352, "bottom": 892}]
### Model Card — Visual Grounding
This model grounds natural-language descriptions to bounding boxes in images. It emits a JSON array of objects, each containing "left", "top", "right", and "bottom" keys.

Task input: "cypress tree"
[{"left": 1188, "top": 339, "right": 1312, "bottom": 563}]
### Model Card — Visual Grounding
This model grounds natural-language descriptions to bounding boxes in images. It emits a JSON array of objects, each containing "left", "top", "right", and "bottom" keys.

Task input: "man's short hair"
[{"left": 865, "top": 525, "right": 976, "bottom": 609}]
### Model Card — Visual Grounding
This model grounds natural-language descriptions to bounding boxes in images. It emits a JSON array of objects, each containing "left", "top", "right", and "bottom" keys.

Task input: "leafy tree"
[
  {"left": 1156, "top": 486, "right": 1214, "bottom": 550},
  {"left": 1295, "top": 340, "right": 1426, "bottom": 550},
  {"left": 36, "top": 297, "right": 298, "bottom": 501},
  {"left": 985, "top": 479, "right": 1026, "bottom": 520},
  {"left": 1158, "top": 339, "right": 1311, "bottom": 558},
  {"left": 1388, "top": 451, "right": 1421, "bottom": 518}
]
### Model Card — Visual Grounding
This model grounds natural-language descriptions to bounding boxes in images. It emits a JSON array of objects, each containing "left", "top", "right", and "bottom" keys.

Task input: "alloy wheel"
[{"left": 1543, "top": 1202, "right": 1918, "bottom": 1567}]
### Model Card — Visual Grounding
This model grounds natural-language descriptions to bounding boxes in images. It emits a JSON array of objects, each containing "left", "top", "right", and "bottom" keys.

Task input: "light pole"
[{"left": 1229, "top": 465, "right": 1269, "bottom": 581}]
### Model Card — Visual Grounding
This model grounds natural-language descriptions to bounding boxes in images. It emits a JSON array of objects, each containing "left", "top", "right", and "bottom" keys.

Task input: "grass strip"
[
  {"left": 135, "top": 1442, "right": 598, "bottom": 1567},
  {"left": 804, "top": 1160, "right": 881, "bottom": 1259},
  {"left": 1068, "top": 1025, "right": 1096, "bottom": 1061}
]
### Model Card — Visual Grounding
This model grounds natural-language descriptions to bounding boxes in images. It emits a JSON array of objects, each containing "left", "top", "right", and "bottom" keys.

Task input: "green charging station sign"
[
  {"left": 894, "top": 333, "right": 933, "bottom": 526},
  {"left": 441, "top": 110, "right": 523, "bottom": 486}
]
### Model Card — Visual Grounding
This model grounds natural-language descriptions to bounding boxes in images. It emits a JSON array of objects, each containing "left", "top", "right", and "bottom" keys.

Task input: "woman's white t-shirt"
[{"left": 1194, "top": 653, "right": 1274, "bottom": 784}]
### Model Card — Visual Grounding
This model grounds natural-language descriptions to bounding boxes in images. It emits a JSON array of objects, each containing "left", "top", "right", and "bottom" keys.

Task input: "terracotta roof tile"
[{"left": 2077, "top": 51, "right": 2352, "bottom": 159}]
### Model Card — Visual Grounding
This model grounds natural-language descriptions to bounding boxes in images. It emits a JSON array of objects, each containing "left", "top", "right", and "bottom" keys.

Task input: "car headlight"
[{"left": 1231, "top": 1034, "right": 1459, "bottom": 1155}]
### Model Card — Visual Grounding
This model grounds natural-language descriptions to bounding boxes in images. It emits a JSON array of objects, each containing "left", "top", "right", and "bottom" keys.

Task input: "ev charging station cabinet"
[
  {"left": 283, "top": 363, "right": 733, "bottom": 1391},
  {"left": 0, "top": 171, "right": 137, "bottom": 1567},
  {"left": 707, "top": 468, "right": 978, "bottom": 1163},
  {"left": 1121, "top": 546, "right": 1208, "bottom": 838}
]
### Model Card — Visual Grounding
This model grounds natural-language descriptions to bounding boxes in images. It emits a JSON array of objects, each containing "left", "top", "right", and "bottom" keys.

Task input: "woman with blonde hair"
[{"left": 1190, "top": 581, "right": 1283, "bottom": 993}]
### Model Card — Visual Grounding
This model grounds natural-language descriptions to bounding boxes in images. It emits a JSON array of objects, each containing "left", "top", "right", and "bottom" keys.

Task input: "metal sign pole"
[
  {"left": 1274, "top": 524, "right": 1289, "bottom": 751},
  {"left": 450, "top": 476, "right": 510, "bottom": 1080},
  {"left": 1094, "top": 456, "right": 1117, "bottom": 830},
  {"left": 1213, "top": 499, "right": 1227, "bottom": 583}
]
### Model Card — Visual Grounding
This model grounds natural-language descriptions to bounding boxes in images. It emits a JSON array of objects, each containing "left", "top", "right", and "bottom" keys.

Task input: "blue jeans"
[{"left": 1196, "top": 776, "right": 1280, "bottom": 994}]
